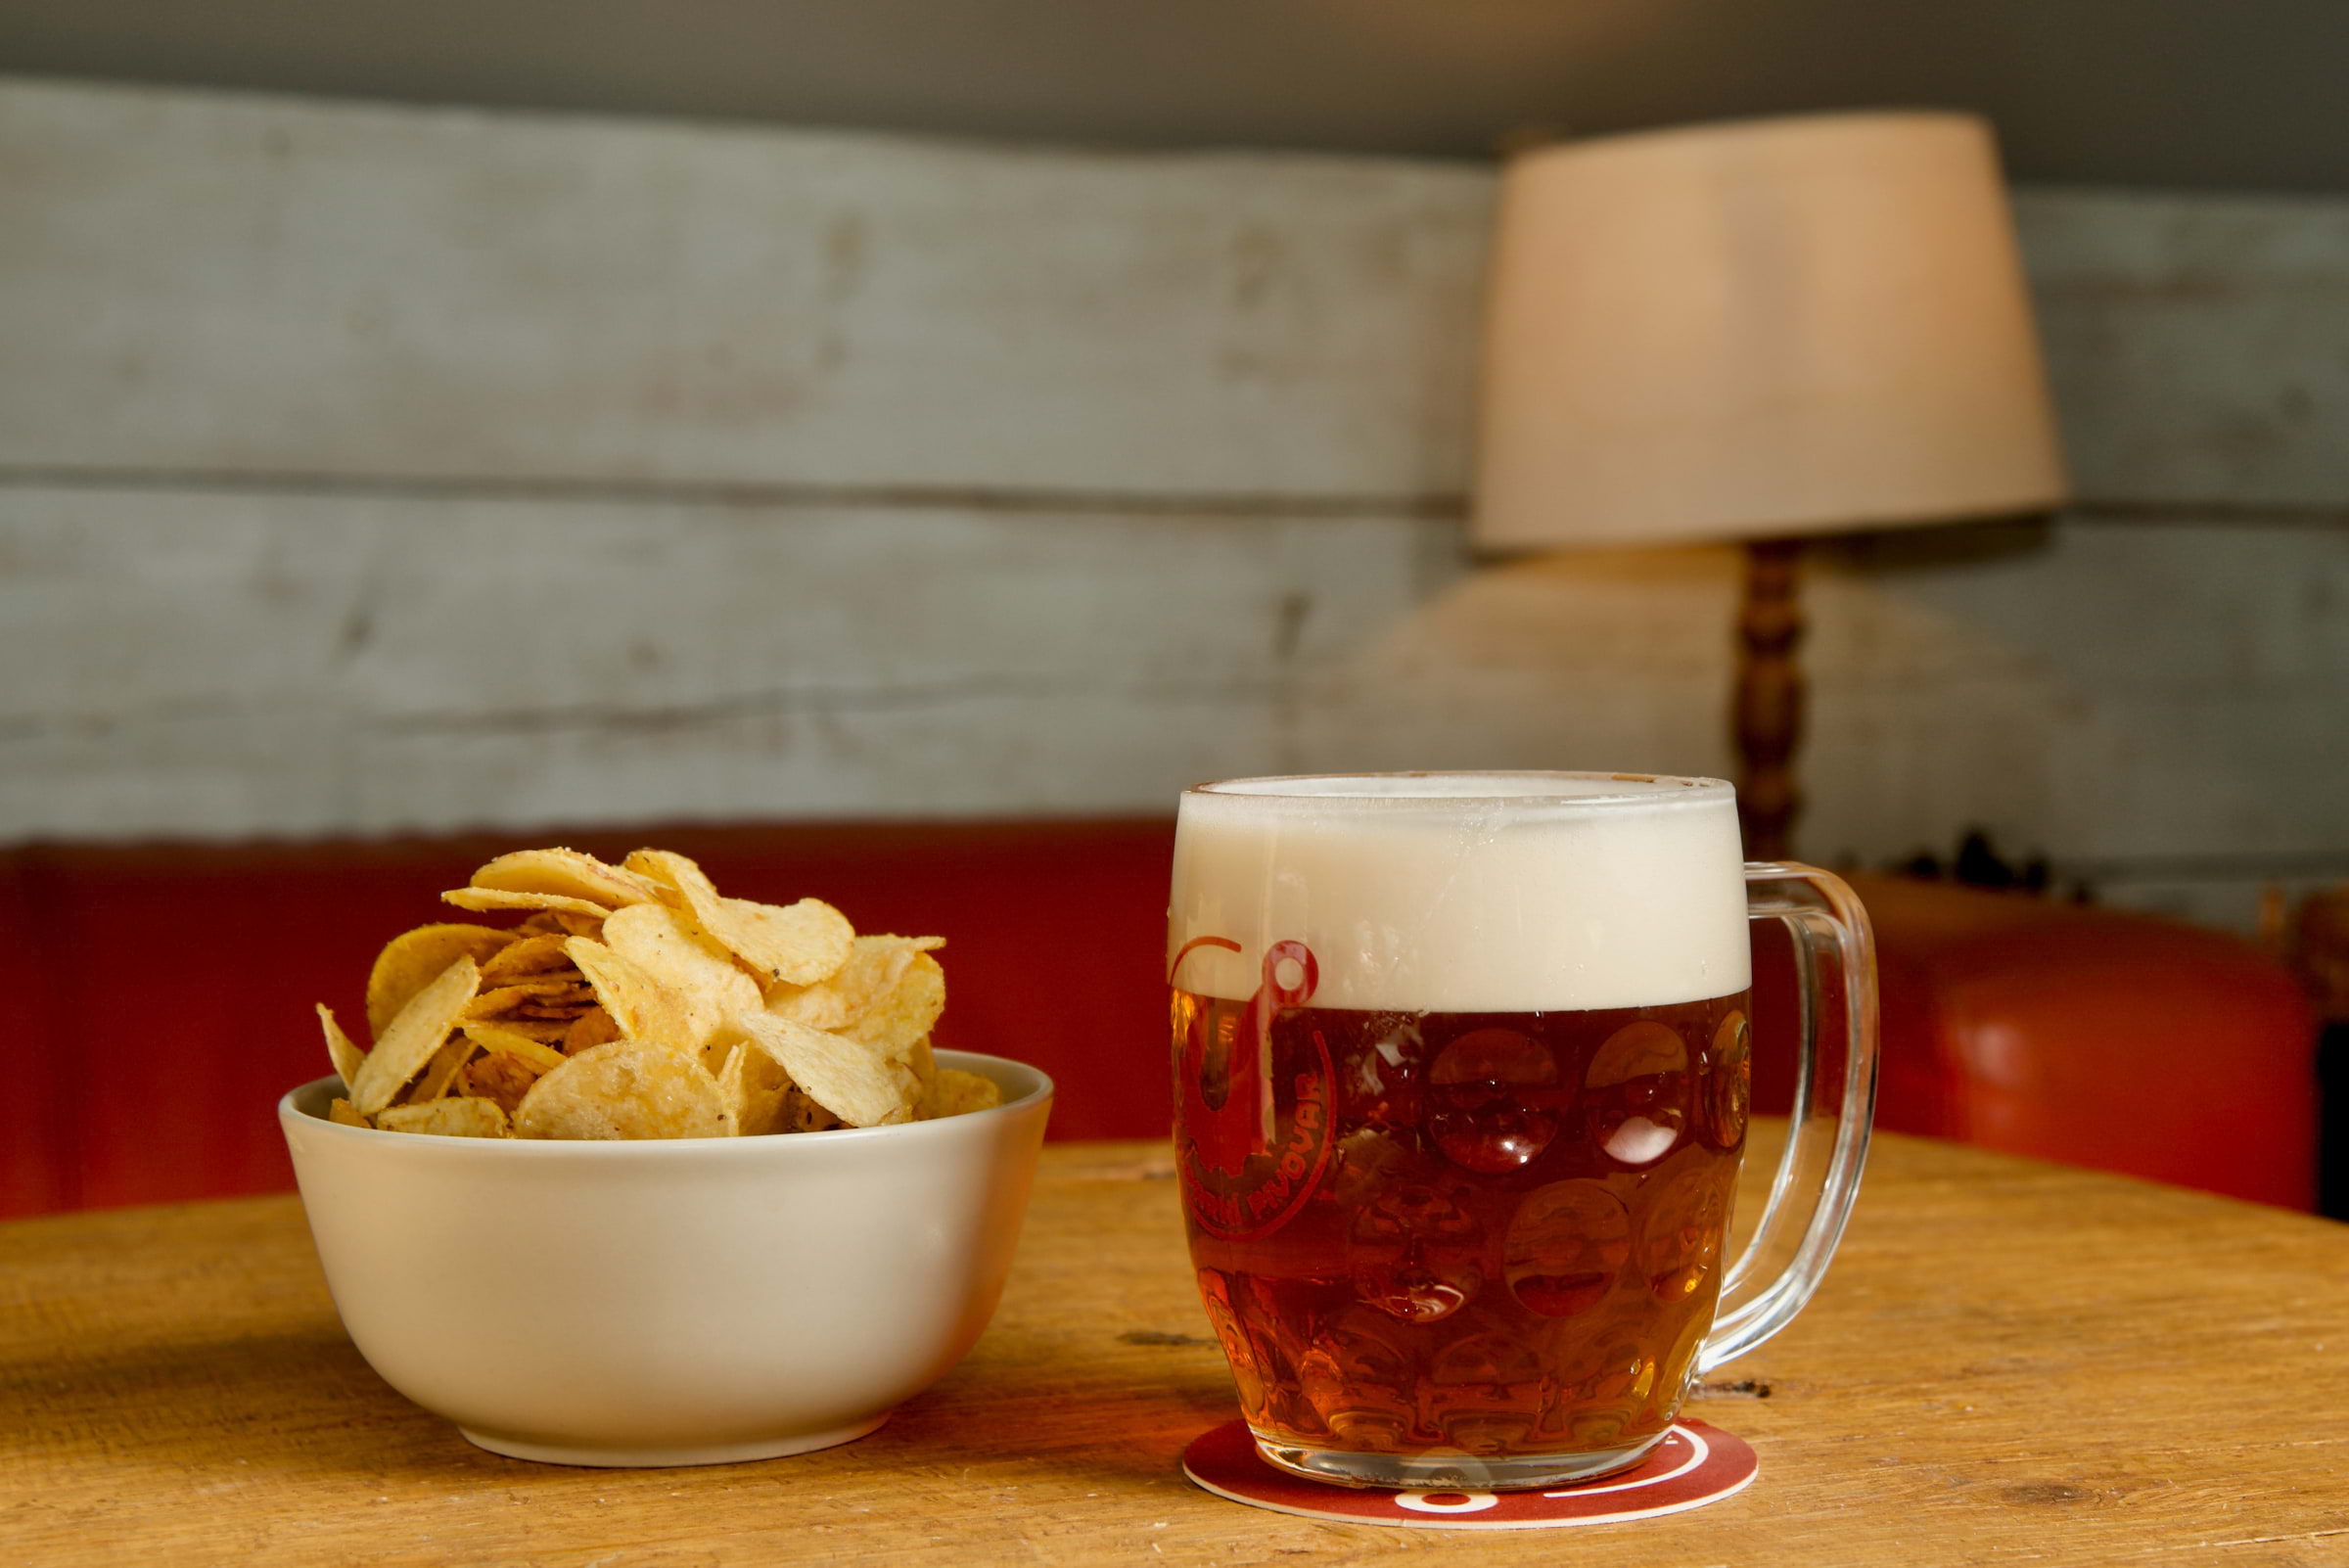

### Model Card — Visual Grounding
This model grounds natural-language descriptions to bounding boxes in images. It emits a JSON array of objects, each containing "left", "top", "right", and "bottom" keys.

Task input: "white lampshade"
[{"left": 1472, "top": 112, "right": 2068, "bottom": 550}]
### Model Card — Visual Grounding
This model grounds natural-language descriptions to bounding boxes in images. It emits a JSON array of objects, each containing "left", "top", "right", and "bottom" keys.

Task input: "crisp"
[
  {"left": 601, "top": 902, "right": 761, "bottom": 1053},
  {"left": 365, "top": 924, "right": 515, "bottom": 1038},
  {"left": 315, "top": 843, "right": 991, "bottom": 1138},
  {"left": 462, "top": 1023, "right": 569, "bottom": 1073},
  {"left": 923, "top": 1068, "right": 1005, "bottom": 1120},
  {"left": 513, "top": 1038, "right": 737, "bottom": 1140},
  {"left": 316, "top": 1003, "right": 365, "bottom": 1090},
  {"left": 465, "top": 848, "right": 663, "bottom": 910},
  {"left": 442, "top": 888, "right": 613, "bottom": 920},
  {"left": 347, "top": 955, "right": 482, "bottom": 1114},
  {"left": 694, "top": 894, "right": 854, "bottom": 988},
  {"left": 377, "top": 1097, "right": 511, "bottom": 1138},
  {"left": 736, "top": 1013, "right": 917, "bottom": 1129},
  {"left": 564, "top": 937, "right": 698, "bottom": 1055}
]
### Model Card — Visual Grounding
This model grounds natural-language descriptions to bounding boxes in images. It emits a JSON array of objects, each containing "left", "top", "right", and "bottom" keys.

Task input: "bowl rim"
[{"left": 279, "top": 1046, "right": 1053, "bottom": 1154}]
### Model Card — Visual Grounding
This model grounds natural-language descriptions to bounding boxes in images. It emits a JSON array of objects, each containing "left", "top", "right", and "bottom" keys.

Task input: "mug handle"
[{"left": 1697, "top": 861, "right": 1882, "bottom": 1371}]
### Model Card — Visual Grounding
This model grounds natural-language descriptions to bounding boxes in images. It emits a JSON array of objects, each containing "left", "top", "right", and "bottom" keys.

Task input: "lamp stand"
[{"left": 1733, "top": 538, "right": 1805, "bottom": 860}]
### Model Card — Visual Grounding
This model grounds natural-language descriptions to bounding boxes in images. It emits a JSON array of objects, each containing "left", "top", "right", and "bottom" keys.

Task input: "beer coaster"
[{"left": 1179, "top": 1418, "right": 1757, "bottom": 1530}]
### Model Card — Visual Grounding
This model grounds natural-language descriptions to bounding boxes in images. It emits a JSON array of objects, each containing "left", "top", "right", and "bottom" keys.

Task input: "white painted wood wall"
[{"left": 4, "top": 79, "right": 2344, "bottom": 932}]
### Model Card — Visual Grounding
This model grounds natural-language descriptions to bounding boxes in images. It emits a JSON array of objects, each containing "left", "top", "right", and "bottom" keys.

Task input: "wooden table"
[{"left": 6, "top": 1130, "right": 2347, "bottom": 1565}]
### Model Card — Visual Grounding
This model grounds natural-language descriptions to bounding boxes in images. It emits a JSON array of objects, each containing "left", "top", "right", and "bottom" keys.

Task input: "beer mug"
[{"left": 1169, "top": 772, "right": 1876, "bottom": 1490}]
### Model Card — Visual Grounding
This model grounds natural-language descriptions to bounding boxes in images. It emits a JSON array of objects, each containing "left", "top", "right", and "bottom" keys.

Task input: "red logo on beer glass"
[{"left": 1173, "top": 938, "right": 1334, "bottom": 1241}]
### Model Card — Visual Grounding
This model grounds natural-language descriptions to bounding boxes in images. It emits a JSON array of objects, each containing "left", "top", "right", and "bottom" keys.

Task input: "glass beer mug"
[{"left": 1169, "top": 773, "right": 1876, "bottom": 1490}]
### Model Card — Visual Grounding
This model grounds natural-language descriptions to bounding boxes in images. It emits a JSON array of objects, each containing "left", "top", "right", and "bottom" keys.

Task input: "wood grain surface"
[{"left": 4, "top": 1130, "right": 2347, "bottom": 1566}]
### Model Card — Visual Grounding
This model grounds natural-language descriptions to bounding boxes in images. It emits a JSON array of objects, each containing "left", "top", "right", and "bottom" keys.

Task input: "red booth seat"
[
  {"left": 1799, "top": 874, "right": 2317, "bottom": 1210},
  {"left": 0, "top": 824, "right": 2316, "bottom": 1218}
]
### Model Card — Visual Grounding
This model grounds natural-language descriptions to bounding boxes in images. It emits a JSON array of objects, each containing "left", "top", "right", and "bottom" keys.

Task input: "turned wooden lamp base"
[{"left": 1734, "top": 538, "right": 1805, "bottom": 861}]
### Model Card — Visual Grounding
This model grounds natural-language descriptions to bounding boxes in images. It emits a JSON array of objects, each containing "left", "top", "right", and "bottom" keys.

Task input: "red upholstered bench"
[{"left": 0, "top": 823, "right": 2316, "bottom": 1218}]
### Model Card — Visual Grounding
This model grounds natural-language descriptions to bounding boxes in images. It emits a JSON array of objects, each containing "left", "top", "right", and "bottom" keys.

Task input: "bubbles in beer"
[
  {"left": 1298, "top": 1305, "right": 1420, "bottom": 1452},
  {"left": 1354, "top": 1261, "right": 1478, "bottom": 1324},
  {"left": 1194, "top": 1267, "right": 1269, "bottom": 1415},
  {"left": 1640, "top": 1151, "right": 1727, "bottom": 1301},
  {"left": 1350, "top": 1177, "right": 1481, "bottom": 1246},
  {"left": 1502, "top": 1179, "right": 1631, "bottom": 1317},
  {"left": 1428, "top": 1027, "right": 1564, "bottom": 1173},
  {"left": 1584, "top": 1021, "right": 1690, "bottom": 1167},
  {"left": 1657, "top": 1313, "right": 1712, "bottom": 1419},
  {"left": 1706, "top": 1010, "right": 1752, "bottom": 1148},
  {"left": 1427, "top": 1317, "right": 1551, "bottom": 1454},
  {"left": 1350, "top": 1177, "right": 1485, "bottom": 1322},
  {"left": 1340, "top": 1016, "right": 1425, "bottom": 1131},
  {"left": 1544, "top": 1331, "right": 1657, "bottom": 1448},
  {"left": 1588, "top": 1352, "right": 1659, "bottom": 1446}
]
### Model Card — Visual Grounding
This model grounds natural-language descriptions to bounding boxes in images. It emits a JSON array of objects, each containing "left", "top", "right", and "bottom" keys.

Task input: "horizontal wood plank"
[
  {"left": 1801, "top": 518, "right": 2349, "bottom": 866},
  {"left": 0, "top": 78, "right": 1487, "bottom": 501},
  {"left": 2018, "top": 187, "right": 2349, "bottom": 511},
  {"left": 10, "top": 82, "right": 2349, "bottom": 515},
  {"left": 5, "top": 488, "right": 2344, "bottom": 922},
  {"left": 0, "top": 485, "right": 1448, "bottom": 837}
]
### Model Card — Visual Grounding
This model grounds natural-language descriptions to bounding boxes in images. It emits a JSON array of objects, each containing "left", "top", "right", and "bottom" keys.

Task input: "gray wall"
[{"left": 3, "top": 79, "right": 2344, "bottom": 933}]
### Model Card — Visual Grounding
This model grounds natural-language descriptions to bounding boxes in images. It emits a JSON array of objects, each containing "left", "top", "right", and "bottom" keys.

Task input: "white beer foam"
[{"left": 1170, "top": 773, "right": 1751, "bottom": 1011}]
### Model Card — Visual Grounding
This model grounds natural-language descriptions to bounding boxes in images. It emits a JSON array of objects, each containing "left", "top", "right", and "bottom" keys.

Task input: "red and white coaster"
[{"left": 1180, "top": 1418, "right": 1757, "bottom": 1530}]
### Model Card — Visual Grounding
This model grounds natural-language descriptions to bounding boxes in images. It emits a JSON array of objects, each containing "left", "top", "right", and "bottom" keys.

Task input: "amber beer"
[
  {"left": 1175, "top": 992, "right": 1748, "bottom": 1475},
  {"left": 1171, "top": 773, "right": 1771, "bottom": 1490}
]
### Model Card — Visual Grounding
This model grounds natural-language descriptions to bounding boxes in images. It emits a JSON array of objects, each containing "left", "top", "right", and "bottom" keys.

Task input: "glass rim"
[{"left": 1182, "top": 770, "right": 1734, "bottom": 808}]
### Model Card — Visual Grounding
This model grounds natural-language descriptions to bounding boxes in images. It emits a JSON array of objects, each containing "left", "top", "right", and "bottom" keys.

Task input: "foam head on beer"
[{"left": 1170, "top": 772, "right": 1750, "bottom": 1012}]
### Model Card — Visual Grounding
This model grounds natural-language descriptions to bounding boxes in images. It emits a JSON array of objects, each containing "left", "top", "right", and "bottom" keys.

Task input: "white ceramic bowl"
[{"left": 279, "top": 1049, "right": 1051, "bottom": 1467}]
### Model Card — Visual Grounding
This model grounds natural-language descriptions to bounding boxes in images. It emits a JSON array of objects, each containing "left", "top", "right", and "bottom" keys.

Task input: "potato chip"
[
  {"left": 640, "top": 857, "right": 855, "bottom": 987},
  {"left": 376, "top": 1097, "right": 511, "bottom": 1138},
  {"left": 735, "top": 1013, "right": 916, "bottom": 1129},
  {"left": 513, "top": 1038, "right": 736, "bottom": 1140},
  {"left": 785, "top": 1084, "right": 844, "bottom": 1133},
  {"left": 479, "top": 934, "right": 576, "bottom": 983},
  {"left": 713, "top": 1041, "right": 796, "bottom": 1137},
  {"left": 466, "top": 979, "right": 585, "bottom": 1017},
  {"left": 463, "top": 1022, "right": 570, "bottom": 1074},
  {"left": 767, "top": 936, "right": 944, "bottom": 1063},
  {"left": 563, "top": 1006, "right": 622, "bottom": 1054},
  {"left": 518, "top": 981, "right": 595, "bottom": 1002},
  {"left": 511, "top": 998, "right": 596, "bottom": 1024},
  {"left": 602, "top": 902, "right": 762, "bottom": 1053},
  {"left": 327, "top": 1096, "right": 371, "bottom": 1129},
  {"left": 409, "top": 1032, "right": 477, "bottom": 1102},
  {"left": 314, "top": 841, "right": 968, "bottom": 1142},
  {"left": 317, "top": 1003, "right": 366, "bottom": 1090},
  {"left": 621, "top": 848, "right": 718, "bottom": 908},
  {"left": 922, "top": 1067, "right": 1004, "bottom": 1120},
  {"left": 481, "top": 1016, "right": 573, "bottom": 1043},
  {"left": 348, "top": 955, "right": 482, "bottom": 1114},
  {"left": 565, "top": 937, "right": 699, "bottom": 1054},
  {"left": 456, "top": 1051, "right": 541, "bottom": 1116},
  {"left": 466, "top": 848, "right": 663, "bottom": 911},
  {"left": 847, "top": 940, "right": 945, "bottom": 1053},
  {"left": 706, "top": 896, "right": 854, "bottom": 988},
  {"left": 364, "top": 924, "right": 516, "bottom": 1039},
  {"left": 442, "top": 887, "right": 613, "bottom": 919},
  {"left": 760, "top": 979, "right": 849, "bottom": 1032}
]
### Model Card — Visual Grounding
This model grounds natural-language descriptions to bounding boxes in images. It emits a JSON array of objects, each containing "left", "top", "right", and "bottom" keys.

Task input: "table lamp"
[{"left": 1471, "top": 112, "right": 2068, "bottom": 858}]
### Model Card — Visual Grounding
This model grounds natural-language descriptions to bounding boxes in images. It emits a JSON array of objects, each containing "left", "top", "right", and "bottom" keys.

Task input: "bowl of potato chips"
[{"left": 279, "top": 846, "right": 1053, "bottom": 1467}]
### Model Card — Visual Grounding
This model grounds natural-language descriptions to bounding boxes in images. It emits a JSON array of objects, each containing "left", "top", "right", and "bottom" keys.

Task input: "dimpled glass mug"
[{"left": 1169, "top": 772, "right": 1877, "bottom": 1491}]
